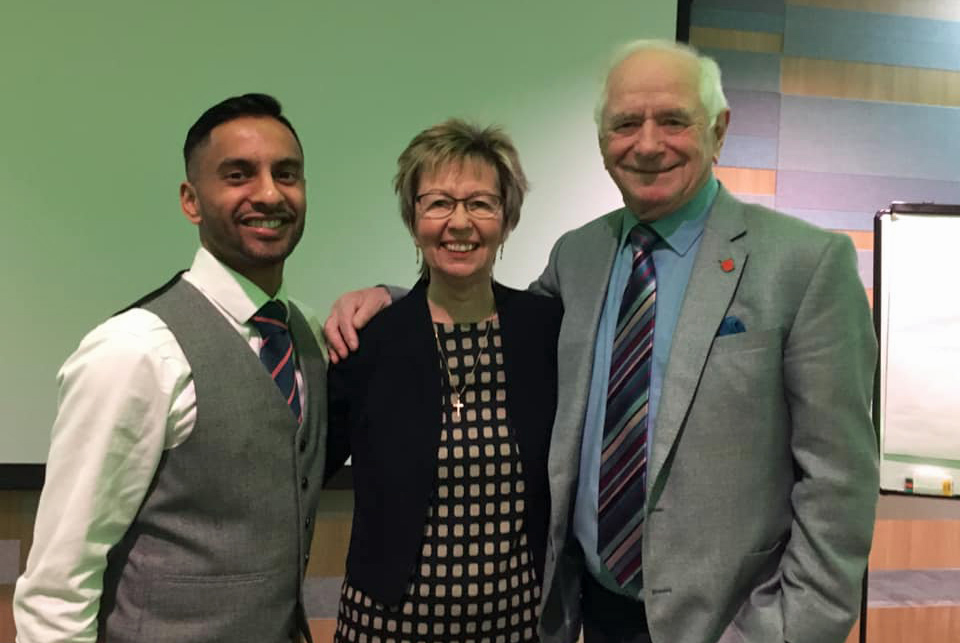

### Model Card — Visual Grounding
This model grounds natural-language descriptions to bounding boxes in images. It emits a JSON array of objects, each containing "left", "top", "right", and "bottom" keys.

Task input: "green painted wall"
[{"left": 1, "top": 1, "right": 676, "bottom": 462}]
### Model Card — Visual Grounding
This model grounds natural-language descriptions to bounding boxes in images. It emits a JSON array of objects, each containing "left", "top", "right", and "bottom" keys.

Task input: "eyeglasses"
[{"left": 415, "top": 192, "right": 503, "bottom": 219}]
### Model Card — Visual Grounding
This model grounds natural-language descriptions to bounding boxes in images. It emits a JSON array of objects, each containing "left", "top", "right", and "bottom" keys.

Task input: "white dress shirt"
[{"left": 13, "top": 247, "right": 318, "bottom": 643}]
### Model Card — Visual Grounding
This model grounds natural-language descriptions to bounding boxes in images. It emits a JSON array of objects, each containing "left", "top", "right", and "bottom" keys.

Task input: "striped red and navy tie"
[
  {"left": 251, "top": 300, "right": 302, "bottom": 424},
  {"left": 598, "top": 224, "right": 657, "bottom": 588}
]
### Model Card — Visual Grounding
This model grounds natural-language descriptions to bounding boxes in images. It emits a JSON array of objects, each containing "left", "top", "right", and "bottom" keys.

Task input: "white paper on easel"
[{"left": 881, "top": 213, "right": 960, "bottom": 459}]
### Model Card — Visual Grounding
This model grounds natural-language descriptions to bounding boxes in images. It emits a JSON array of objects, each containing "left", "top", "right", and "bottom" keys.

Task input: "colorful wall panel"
[{"left": 692, "top": 0, "right": 960, "bottom": 309}]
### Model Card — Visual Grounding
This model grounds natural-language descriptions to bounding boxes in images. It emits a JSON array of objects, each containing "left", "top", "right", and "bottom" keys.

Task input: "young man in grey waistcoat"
[{"left": 14, "top": 93, "right": 328, "bottom": 643}]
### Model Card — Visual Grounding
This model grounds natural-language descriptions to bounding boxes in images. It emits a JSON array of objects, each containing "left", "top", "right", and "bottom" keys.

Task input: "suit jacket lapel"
[
  {"left": 575, "top": 213, "right": 623, "bottom": 333},
  {"left": 648, "top": 188, "right": 748, "bottom": 491}
]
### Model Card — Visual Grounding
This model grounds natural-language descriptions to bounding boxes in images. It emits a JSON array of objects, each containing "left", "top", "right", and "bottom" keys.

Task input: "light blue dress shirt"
[{"left": 573, "top": 176, "right": 719, "bottom": 598}]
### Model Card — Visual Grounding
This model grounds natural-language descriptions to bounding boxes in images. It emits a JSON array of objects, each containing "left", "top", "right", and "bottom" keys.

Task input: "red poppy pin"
[{"left": 720, "top": 258, "right": 735, "bottom": 272}]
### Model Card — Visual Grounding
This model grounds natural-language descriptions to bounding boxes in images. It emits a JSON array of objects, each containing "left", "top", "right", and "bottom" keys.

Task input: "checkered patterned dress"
[{"left": 334, "top": 320, "right": 541, "bottom": 643}]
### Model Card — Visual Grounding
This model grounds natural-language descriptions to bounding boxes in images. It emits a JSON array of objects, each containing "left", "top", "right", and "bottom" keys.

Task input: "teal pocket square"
[{"left": 717, "top": 315, "right": 746, "bottom": 337}]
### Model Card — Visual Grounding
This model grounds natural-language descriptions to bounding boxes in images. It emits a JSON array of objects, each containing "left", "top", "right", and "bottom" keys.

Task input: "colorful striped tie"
[
  {"left": 251, "top": 300, "right": 302, "bottom": 423},
  {"left": 598, "top": 224, "right": 657, "bottom": 588}
]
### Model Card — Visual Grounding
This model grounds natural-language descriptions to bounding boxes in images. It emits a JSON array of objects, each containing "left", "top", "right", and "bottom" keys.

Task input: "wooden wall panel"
[
  {"left": 309, "top": 618, "right": 337, "bottom": 643},
  {"left": 781, "top": 57, "right": 960, "bottom": 107},
  {"left": 0, "top": 492, "right": 39, "bottom": 572},
  {"left": 713, "top": 167, "right": 777, "bottom": 195},
  {"left": 869, "top": 520, "right": 960, "bottom": 570},
  {"left": 844, "top": 620, "right": 859, "bottom": 643},
  {"left": 865, "top": 606, "right": 960, "bottom": 643},
  {"left": 690, "top": 26, "right": 783, "bottom": 54},
  {"left": 306, "top": 515, "right": 351, "bottom": 578},
  {"left": 790, "top": 0, "right": 960, "bottom": 22},
  {"left": 307, "top": 490, "right": 352, "bottom": 578},
  {"left": 876, "top": 494, "right": 960, "bottom": 520},
  {"left": 841, "top": 230, "right": 874, "bottom": 250},
  {"left": 0, "top": 584, "right": 13, "bottom": 643}
]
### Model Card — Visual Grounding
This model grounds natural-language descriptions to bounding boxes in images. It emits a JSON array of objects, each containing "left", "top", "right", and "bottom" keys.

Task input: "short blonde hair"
[{"left": 394, "top": 119, "right": 528, "bottom": 276}]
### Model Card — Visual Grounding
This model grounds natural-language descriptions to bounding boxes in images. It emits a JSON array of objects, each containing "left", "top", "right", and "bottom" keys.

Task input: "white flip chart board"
[{"left": 876, "top": 204, "right": 960, "bottom": 496}]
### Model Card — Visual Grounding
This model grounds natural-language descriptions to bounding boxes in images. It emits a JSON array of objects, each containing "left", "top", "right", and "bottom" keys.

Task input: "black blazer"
[{"left": 326, "top": 280, "right": 562, "bottom": 606}]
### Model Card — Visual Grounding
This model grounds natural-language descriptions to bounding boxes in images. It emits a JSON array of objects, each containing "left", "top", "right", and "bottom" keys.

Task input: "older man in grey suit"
[{"left": 325, "top": 40, "right": 878, "bottom": 643}]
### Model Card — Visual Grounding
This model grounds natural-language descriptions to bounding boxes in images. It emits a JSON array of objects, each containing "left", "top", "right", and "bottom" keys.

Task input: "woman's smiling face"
[{"left": 414, "top": 159, "right": 504, "bottom": 287}]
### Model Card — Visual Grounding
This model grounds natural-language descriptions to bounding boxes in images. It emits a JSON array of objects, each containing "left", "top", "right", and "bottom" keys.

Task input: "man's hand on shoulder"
[{"left": 323, "top": 286, "right": 393, "bottom": 363}]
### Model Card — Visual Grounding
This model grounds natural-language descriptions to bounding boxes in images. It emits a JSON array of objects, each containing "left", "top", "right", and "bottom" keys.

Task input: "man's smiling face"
[
  {"left": 599, "top": 48, "right": 728, "bottom": 222},
  {"left": 180, "top": 115, "right": 306, "bottom": 290}
]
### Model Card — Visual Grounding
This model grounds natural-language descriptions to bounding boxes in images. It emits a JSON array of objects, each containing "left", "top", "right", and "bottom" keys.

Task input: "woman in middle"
[{"left": 326, "top": 119, "right": 562, "bottom": 643}]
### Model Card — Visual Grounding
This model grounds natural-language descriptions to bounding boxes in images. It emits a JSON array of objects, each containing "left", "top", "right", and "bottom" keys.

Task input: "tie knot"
[
  {"left": 629, "top": 224, "right": 658, "bottom": 256},
  {"left": 251, "top": 300, "right": 289, "bottom": 337}
]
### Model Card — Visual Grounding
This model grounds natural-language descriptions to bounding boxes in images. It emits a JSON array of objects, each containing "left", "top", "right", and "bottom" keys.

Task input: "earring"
[
  {"left": 415, "top": 246, "right": 421, "bottom": 265},
  {"left": 499, "top": 243, "right": 505, "bottom": 261}
]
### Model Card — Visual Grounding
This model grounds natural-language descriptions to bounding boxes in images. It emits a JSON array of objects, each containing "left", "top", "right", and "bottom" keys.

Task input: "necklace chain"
[{"left": 433, "top": 321, "right": 492, "bottom": 423}]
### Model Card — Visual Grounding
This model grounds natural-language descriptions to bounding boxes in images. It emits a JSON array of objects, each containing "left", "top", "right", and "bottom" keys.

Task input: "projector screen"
[
  {"left": 0, "top": 1, "right": 677, "bottom": 465},
  {"left": 876, "top": 205, "right": 960, "bottom": 496}
]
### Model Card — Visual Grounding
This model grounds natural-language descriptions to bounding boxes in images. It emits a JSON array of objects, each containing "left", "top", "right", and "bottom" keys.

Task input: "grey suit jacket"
[{"left": 535, "top": 187, "right": 878, "bottom": 643}]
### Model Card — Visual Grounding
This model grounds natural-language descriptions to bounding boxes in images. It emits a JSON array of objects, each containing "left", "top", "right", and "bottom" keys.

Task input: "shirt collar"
[
  {"left": 187, "top": 247, "right": 290, "bottom": 324},
  {"left": 619, "top": 174, "right": 718, "bottom": 256}
]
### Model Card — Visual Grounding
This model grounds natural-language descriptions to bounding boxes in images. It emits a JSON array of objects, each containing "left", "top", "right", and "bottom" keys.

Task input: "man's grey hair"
[{"left": 594, "top": 39, "right": 729, "bottom": 130}]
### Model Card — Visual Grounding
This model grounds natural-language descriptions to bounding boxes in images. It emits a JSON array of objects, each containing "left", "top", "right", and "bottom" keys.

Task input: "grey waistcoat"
[{"left": 98, "top": 277, "right": 327, "bottom": 643}]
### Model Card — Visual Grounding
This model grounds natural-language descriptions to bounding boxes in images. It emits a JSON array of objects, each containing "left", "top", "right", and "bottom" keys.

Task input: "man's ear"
[
  {"left": 712, "top": 109, "right": 731, "bottom": 163},
  {"left": 180, "top": 181, "right": 202, "bottom": 225}
]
